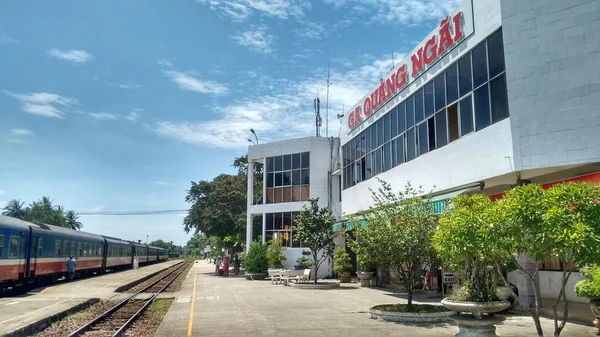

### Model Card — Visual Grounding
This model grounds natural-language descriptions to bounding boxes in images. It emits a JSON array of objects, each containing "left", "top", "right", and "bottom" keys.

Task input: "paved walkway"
[
  {"left": 155, "top": 260, "right": 595, "bottom": 337},
  {"left": 0, "top": 260, "right": 181, "bottom": 337}
]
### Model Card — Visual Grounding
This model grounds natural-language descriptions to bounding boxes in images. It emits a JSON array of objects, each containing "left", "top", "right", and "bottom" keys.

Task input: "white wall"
[
  {"left": 282, "top": 248, "right": 332, "bottom": 279},
  {"left": 538, "top": 271, "right": 586, "bottom": 304}
]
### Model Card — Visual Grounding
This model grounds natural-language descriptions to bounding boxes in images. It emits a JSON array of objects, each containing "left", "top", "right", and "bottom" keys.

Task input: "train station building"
[{"left": 245, "top": 0, "right": 600, "bottom": 319}]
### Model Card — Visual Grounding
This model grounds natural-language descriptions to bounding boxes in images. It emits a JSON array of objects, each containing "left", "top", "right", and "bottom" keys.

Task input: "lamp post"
[
  {"left": 247, "top": 138, "right": 256, "bottom": 145},
  {"left": 250, "top": 129, "right": 258, "bottom": 144}
]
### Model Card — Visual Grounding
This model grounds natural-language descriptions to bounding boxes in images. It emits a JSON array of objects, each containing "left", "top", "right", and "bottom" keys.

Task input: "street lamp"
[
  {"left": 250, "top": 129, "right": 258, "bottom": 144},
  {"left": 247, "top": 138, "right": 256, "bottom": 145}
]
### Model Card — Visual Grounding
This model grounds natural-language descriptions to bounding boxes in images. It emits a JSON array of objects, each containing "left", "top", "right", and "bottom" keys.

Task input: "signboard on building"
[{"left": 346, "top": 0, "right": 474, "bottom": 132}]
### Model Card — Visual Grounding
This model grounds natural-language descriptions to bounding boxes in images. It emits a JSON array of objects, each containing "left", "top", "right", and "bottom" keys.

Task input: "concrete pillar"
[
  {"left": 262, "top": 212, "right": 266, "bottom": 243},
  {"left": 246, "top": 160, "right": 254, "bottom": 251}
]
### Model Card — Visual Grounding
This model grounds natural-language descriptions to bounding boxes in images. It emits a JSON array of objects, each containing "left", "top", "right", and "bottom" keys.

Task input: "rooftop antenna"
[
  {"left": 326, "top": 63, "right": 330, "bottom": 138},
  {"left": 314, "top": 96, "right": 322, "bottom": 137}
]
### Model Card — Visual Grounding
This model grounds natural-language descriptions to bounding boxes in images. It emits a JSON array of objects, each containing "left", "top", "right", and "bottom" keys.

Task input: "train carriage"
[
  {"left": 129, "top": 242, "right": 148, "bottom": 265},
  {"left": 0, "top": 216, "right": 31, "bottom": 288},
  {"left": 102, "top": 236, "right": 132, "bottom": 270},
  {"left": 147, "top": 246, "right": 160, "bottom": 263}
]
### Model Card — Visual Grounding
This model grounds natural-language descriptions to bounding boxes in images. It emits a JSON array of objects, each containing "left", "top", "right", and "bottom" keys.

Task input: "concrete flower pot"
[
  {"left": 441, "top": 298, "right": 510, "bottom": 319},
  {"left": 245, "top": 273, "right": 267, "bottom": 280},
  {"left": 358, "top": 272, "right": 374, "bottom": 287},
  {"left": 590, "top": 300, "right": 600, "bottom": 335},
  {"left": 339, "top": 271, "right": 351, "bottom": 283}
]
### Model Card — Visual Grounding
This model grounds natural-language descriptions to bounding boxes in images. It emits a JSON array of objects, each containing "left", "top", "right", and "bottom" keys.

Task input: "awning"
[{"left": 332, "top": 186, "right": 474, "bottom": 232}]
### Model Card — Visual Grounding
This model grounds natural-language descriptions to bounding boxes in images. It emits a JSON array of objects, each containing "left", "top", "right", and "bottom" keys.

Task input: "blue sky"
[{"left": 0, "top": 0, "right": 459, "bottom": 245}]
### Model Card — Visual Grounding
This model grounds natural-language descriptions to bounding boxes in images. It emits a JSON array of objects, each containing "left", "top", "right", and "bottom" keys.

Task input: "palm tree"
[
  {"left": 64, "top": 210, "right": 83, "bottom": 230},
  {"left": 1, "top": 199, "right": 27, "bottom": 219}
]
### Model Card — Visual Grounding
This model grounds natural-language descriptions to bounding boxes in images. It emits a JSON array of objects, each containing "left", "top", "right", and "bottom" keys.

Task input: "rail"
[{"left": 68, "top": 261, "right": 189, "bottom": 337}]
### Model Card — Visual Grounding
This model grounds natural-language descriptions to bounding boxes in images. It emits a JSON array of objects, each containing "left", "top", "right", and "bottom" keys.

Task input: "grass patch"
[
  {"left": 372, "top": 304, "right": 451, "bottom": 313},
  {"left": 149, "top": 298, "right": 173, "bottom": 318}
]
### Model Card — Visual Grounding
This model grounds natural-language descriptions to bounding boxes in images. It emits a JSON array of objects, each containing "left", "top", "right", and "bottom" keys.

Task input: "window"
[
  {"left": 418, "top": 122, "right": 429, "bottom": 155},
  {"left": 460, "top": 95, "right": 474, "bottom": 136},
  {"left": 490, "top": 74, "right": 509, "bottom": 123},
  {"left": 292, "top": 153, "right": 301, "bottom": 169},
  {"left": 9, "top": 236, "right": 19, "bottom": 258},
  {"left": 406, "top": 129, "right": 416, "bottom": 161},
  {"left": 458, "top": 54, "right": 472, "bottom": 97},
  {"left": 365, "top": 128, "right": 372, "bottom": 153},
  {"left": 472, "top": 42, "right": 488, "bottom": 88},
  {"left": 63, "top": 240, "right": 69, "bottom": 257},
  {"left": 266, "top": 212, "right": 301, "bottom": 248},
  {"left": 283, "top": 154, "right": 291, "bottom": 170},
  {"left": 365, "top": 152, "right": 372, "bottom": 180},
  {"left": 374, "top": 147, "right": 382, "bottom": 175},
  {"left": 0, "top": 235, "right": 4, "bottom": 258},
  {"left": 487, "top": 29, "right": 505, "bottom": 79},
  {"left": 448, "top": 104, "right": 459, "bottom": 142},
  {"left": 266, "top": 152, "right": 309, "bottom": 203},
  {"left": 414, "top": 88, "right": 424, "bottom": 124},
  {"left": 38, "top": 238, "right": 43, "bottom": 257},
  {"left": 390, "top": 107, "right": 398, "bottom": 140},
  {"left": 71, "top": 241, "right": 76, "bottom": 258},
  {"left": 434, "top": 74, "right": 446, "bottom": 112},
  {"left": 406, "top": 96, "right": 415, "bottom": 129},
  {"left": 398, "top": 103, "right": 406, "bottom": 133},
  {"left": 55, "top": 239, "right": 62, "bottom": 257},
  {"left": 383, "top": 142, "right": 391, "bottom": 171},
  {"left": 377, "top": 118, "right": 384, "bottom": 147},
  {"left": 78, "top": 242, "right": 82, "bottom": 257},
  {"left": 424, "top": 82, "right": 434, "bottom": 118},
  {"left": 394, "top": 135, "right": 405, "bottom": 166},
  {"left": 446, "top": 63, "right": 458, "bottom": 104},
  {"left": 427, "top": 118, "right": 436, "bottom": 150},
  {"left": 21, "top": 237, "right": 26, "bottom": 257},
  {"left": 474, "top": 84, "right": 491, "bottom": 131},
  {"left": 436, "top": 111, "right": 448, "bottom": 148},
  {"left": 383, "top": 114, "right": 391, "bottom": 143}
]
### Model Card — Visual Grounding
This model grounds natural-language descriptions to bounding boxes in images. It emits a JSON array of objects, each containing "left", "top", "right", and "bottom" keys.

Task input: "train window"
[
  {"left": 20, "top": 237, "right": 26, "bottom": 257},
  {"left": 0, "top": 235, "right": 4, "bottom": 258},
  {"left": 38, "top": 238, "right": 43, "bottom": 257},
  {"left": 63, "top": 241, "right": 69, "bottom": 257},
  {"left": 55, "top": 240, "right": 62, "bottom": 257},
  {"left": 99, "top": 245, "right": 103, "bottom": 256},
  {"left": 78, "top": 242, "right": 82, "bottom": 257},
  {"left": 9, "top": 236, "right": 19, "bottom": 258},
  {"left": 71, "top": 241, "right": 76, "bottom": 258}
]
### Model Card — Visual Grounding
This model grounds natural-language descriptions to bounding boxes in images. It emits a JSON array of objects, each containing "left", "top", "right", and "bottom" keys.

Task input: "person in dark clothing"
[{"left": 233, "top": 255, "right": 240, "bottom": 275}]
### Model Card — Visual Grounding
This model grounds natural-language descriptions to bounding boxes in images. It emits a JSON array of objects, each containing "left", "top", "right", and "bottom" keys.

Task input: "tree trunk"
[
  {"left": 407, "top": 289, "right": 413, "bottom": 310},
  {"left": 552, "top": 268, "right": 574, "bottom": 337},
  {"left": 530, "top": 275, "right": 544, "bottom": 337},
  {"left": 313, "top": 252, "right": 318, "bottom": 284}
]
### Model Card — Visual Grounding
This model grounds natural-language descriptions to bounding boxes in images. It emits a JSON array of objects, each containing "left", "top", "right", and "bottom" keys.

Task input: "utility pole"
[{"left": 326, "top": 63, "right": 330, "bottom": 138}]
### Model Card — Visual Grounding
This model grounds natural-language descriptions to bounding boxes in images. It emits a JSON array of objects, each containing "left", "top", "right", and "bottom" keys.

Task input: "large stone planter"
[
  {"left": 339, "top": 271, "right": 351, "bottom": 283},
  {"left": 358, "top": 272, "right": 374, "bottom": 287},
  {"left": 449, "top": 314, "right": 506, "bottom": 337},
  {"left": 590, "top": 300, "right": 600, "bottom": 335},
  {"left": 369, "top": 306, "right": 453, "bottom": 323},
  {"left": 441, "top": 298, "right": 510, "bottom": 319},
  {"left": 245, "top": 273, "right": 267, "bottom": 280}
]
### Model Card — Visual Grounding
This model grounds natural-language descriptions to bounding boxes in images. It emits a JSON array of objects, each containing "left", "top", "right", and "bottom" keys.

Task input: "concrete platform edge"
[
  {"left": 114, "top": 263, "right": 177, "bottom": 293},
  {"left": 0, "top": 298, "right": 99, "bottom": 337}
]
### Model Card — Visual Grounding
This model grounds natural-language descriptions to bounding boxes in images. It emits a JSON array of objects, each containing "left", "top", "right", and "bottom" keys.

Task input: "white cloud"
[
  {"left": 91, "top": 205, "right": 105, "bottom": 212},
  {"left": 106, "top": 81, "right": 141, "bottom": 89},
  {"left": 48, "top": 48, "right": 93, "bottom": 63},
  {"left": 197, "top": 0, "right": 309, "bottom": 21},
  {"left": 126, "top": 108, "right": 143, "bottom": 122},
  {"left": 11, "top": 129, "right": 33, "bottom": 136},
  {"left": 0, "top": 201, "right": 6, "bottom": 209},
  {"left": 0, "top": 30, "right": 18, "bottom": 45},
  {"left": 294, "top": 22, "right": 326, "bottom": 39},
  {"left": 154, "top": 181, "right": 170, "bottom": 186},
  {"left": 327, "top": 0, "right": 461, "bottom": 24},
  {"left": 0, "top": 189, "right": 5, "bottom": 196},
  {"left": 233, "top": 26, "right": 275, "bottom": 54},
  {"left": 88, "top": 112, "right": 117, "bottom": 120},
  {"left": 155, "top": 53, "right": 403, "bottom": 149},
  {"left": 163, "top": 70, "right": 229, "bottom": 96},
  {"left": 3, "top": 91, "right": 77, "bottom": 118}
]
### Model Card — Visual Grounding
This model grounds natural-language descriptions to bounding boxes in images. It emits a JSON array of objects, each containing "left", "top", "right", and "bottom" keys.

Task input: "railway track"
[{"left": 68, "top": 261, "right": 190, "bottom": 337}]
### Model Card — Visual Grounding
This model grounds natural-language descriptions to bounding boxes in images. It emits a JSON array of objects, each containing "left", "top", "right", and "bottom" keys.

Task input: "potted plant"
[
  {"left": 333, "top": 247, "right": 352, "bottom": 283},
  {"left": 266, "top": 237, "right": 287, "bottom": 269},
  {"left": 296, "top": 253, "right": 313, "bottom": 270},
  {"left": 244, "top": 239, "right": 269, "bottom": 280},
  {"left": 357, "top": 263, "right": 377, "bottom": 287},
  {"left": 574, "top": 264, "right": 600, "bottom": 335}
]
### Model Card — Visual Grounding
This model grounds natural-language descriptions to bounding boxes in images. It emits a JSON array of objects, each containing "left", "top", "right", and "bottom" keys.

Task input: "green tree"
[
  {"left": 294, "top": 198, "right": 336, "bottom": 284},
  {"left": 350, "top": 180, "right": 438, "bottom": 309},
  {"left": 333, "top": 247, "right": 352, "bottom": 276},
  {"left": 64, "top": 210, "right": 82, "bottom": 230},
  {"left": 266, "top": 237, "right": 287, "bottom": 269},
  {"left": 1, "top": 199, "right": 27, "bottom": 219},
  {"left": 245, "top": 238, "right": 269, "bottom": 275},
  {"left": 185, "top": 233, "right": 210, "bottom": 257}
]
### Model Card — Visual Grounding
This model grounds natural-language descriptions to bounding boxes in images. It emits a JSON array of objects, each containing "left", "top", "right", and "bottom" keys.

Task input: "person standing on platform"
[
  {"left": 233, "top": 255, "right": 240, "bottom": 275},
  {"left": 223, "top": 256, "right": 230, "bottom": 276},
  {"left": 67, "top": 256, "right": 76, "bottom": 281}
]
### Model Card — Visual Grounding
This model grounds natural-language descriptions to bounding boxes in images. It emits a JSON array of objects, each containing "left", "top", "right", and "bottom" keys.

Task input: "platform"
[
  {"left": 0, "top": 260, "right": 181, "bottom": 337},
  {"left": 155, "top": 260, "right": 595, "bottom": 337}
]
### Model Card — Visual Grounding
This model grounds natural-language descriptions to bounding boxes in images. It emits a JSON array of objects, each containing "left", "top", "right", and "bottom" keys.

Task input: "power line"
[{"left": 0, "top": 208, "right": 189, "bottom": 216}]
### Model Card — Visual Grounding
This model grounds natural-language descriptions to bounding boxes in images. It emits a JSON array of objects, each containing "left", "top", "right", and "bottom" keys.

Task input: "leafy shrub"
[
  {"left": 333, "top": 247, "right": 352, "bottom": 274},
  {"left": 575, "top": 265, "right": 600, "bottom": 301},
  {"left": 245, "top": 239, "right": 268, "bottom": 274},
  {"left": 296, "top": 253, "right": 313, "bottom": 269},
  {"left": 266, "top": 237, "right": 287, "bottom": 269}
]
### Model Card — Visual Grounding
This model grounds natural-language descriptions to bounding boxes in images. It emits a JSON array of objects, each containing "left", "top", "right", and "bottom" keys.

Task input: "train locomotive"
[{"left": 0, "top": 215, "right": 168, "bottom": 295}]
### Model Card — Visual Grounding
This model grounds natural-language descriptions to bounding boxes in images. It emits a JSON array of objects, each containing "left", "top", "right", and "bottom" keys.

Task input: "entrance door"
[{"left": 30, "top": 236, "right": 39, "bottom": 277}]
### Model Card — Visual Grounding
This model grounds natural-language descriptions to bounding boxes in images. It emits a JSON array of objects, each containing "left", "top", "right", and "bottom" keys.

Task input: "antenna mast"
[
  {"left": 314, "top": 96, "right": 322, "bottom": 137},
  {"left": 326, "top": 63, "right": 330, "bottom": 138}
]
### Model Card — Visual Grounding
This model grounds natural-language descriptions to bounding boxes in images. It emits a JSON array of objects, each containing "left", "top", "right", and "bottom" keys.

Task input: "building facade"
[{"left": 246, "top": 137, "right": 341, "bottom": 278}]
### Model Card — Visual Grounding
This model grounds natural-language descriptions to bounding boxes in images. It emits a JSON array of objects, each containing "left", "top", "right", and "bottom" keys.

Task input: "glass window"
[
  {"left": 406, "top": 96, "right": 415, "bottom": 128},
  {"left": 414, "top": 88, "right": 424, "bottom": 123},
  {"left": 283, "top": 212, "right": 292, "bottom": 230},
  {"left": 283, "top": 155, "right": 292, "bottom": 170},
  {"left": 283, "top": 187, "right": 292, "bottom": 203},
  {"left": 55, "top": 239, "right": 61, "bottom": 257},
  {"left": 436, "top": 110, "right": 448, "bottom": 148},
  {"left": 266, "top": 157, "right": 273, "bottom": 172},
  {"left": 434, "top": 74, "right": 446, "bottom": 112},
  {"left": 472, "top": 42, "right": 488, "bottom": 88},
  {"left": 349, "top": 138, "right": 355, "bottom": 162},
  {"left": 20, "top": 237, "right": 26, "bottom": 257},
  {"left": 292, "top": 170, "right": 300, "bottom": 185},
  {"left": 391, "top": 107, "right": 398, "bottom": 139},
  {"left": 9, "top": 236, "right": 18, "bottom": 258},
  {"left": 474, "top": 84, "right": 491, "bottom": 131},
  {"left": 38, "top": 238, "right": 43, "bottom": 257},
  {"left": 0, "top": 235, "right": 3, "bottom": 258},
  {"left": 490, "top": 74, "right": 509, "bottom": 123},
  {"left": 360, "top": 157, "right": 366, "bottom": 182},
  {"left": 446, "top": 63, "right": 459, "bottom": 104},
  {"left": 266, "top": 188, "right": 274, "bottom": 203},
  {"left": 365, "top": 128, "right": 372, "bottom": 152},
  {"left": 292, "top": 154, "right": 301, "bottom": 169},
  {"left": 266, "top": 173, "right": 274, "bottom": 188},
  {"left": 78, "top": 242, "right": 82, "bottom": 257},
  {"left": 282, "top": 171, "right": 291, "bottom": 186},
  {"left": 301, "top": 152, "right": 309, "bottom": 168},
  {"left": 383, "top": 142, "right": 391, "bottom": 171},
  {"left": 63, "top": 240, "right": 69, "bottom": 257},
  {"left": 275, "top": 172, "right": 283, "bottom": 187},
  {"left": 418, "top": 122, "right": 429, "bottom": 155},
  {"left": 428, "top": 118, "right": 436, "bottom": 150},
  {"left": 266, "top": 213, "right": 274, "bottom": 230},
  {"left": 301, "top": 169, "right": 309, "bottom": 184},
  {"left": 374, "top": 147, "right": 382, "bottom": 175},
  {"left": 370, "top": 124, "right": 377, "bottom": 151},
  {"left": 406, "top": 128, "right": 416, "bottom": 161},
  {"left": 395, "top": 134, "right": 405, "bottom": 166},
  {"left": 274, "top": 156, "right": 282, "bottom": 171},
  {"left": 377, "top": 118, "right": 384, "bottom": 147},
  {"left": 487, "top": 29, "right": 505, "bottom": 79},
  {"left": 365, "top": 152, "right": 372, "bottom": 180},
  {"left": 274, "top": 187, "right": 283, "bottom": 203},
  {"left": 424, "top": 82, "right": 434, "bottom": 118},
  {"left": 274, "top": 213, "right": 283, "bottom": 230},
  {"left": 354, "top": 161, "right": 362, "bottom": 183},
  {"left": 398, "top": 103, "right": 406, "bottom": 133},
  {"left": 360, "top": 131, "right": 367, "bottom": 157},
  {"left": 71, "top": 241, "right": 76, "bottom": 257},
  {"left": 460, "top": 95, "right": 474, "bottom": 136},
  {"left": 383, "top": 114, "right": 391, "bottom": 143},
  {"left": 459, "top": 54, "right": 473, "bottom": 97},
  {"left": 448, "top": 104, "right": 460, "bottom": 142}
]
